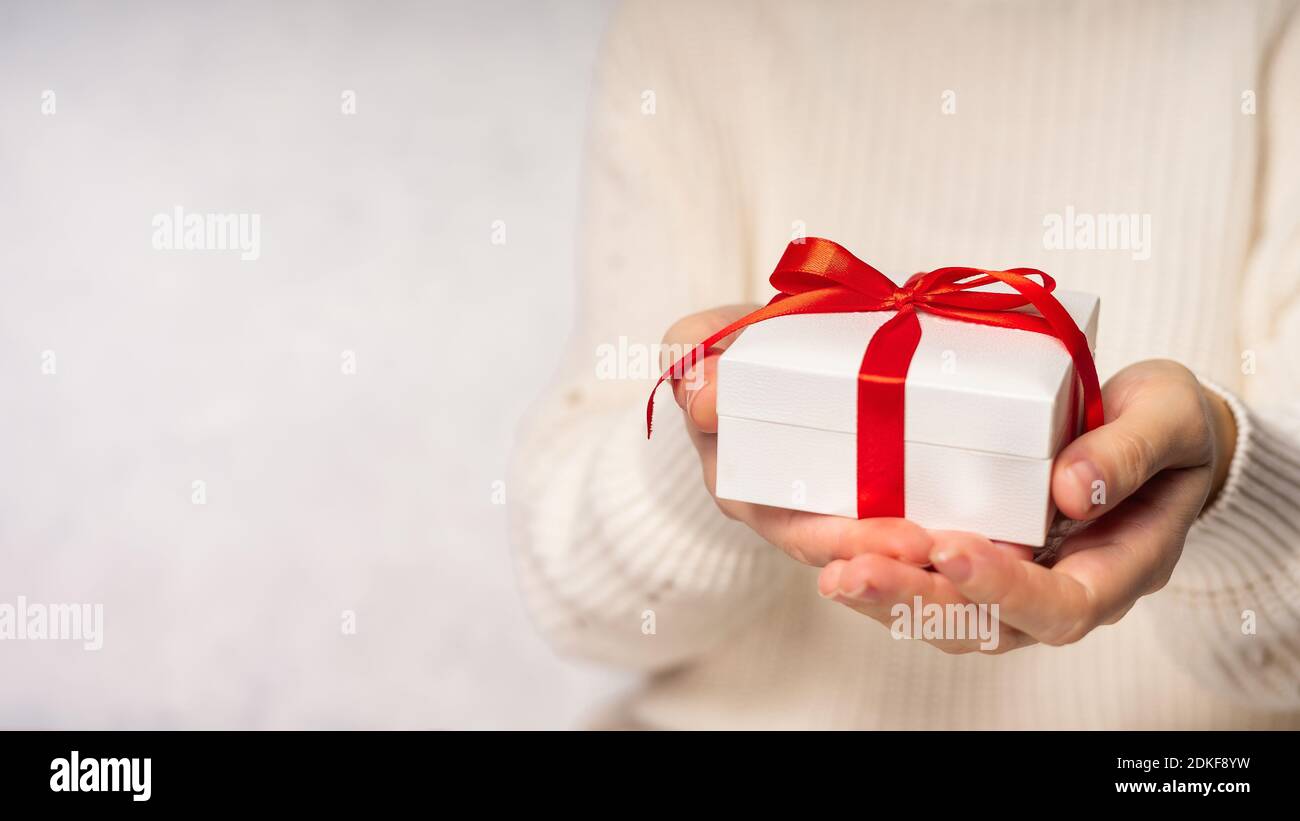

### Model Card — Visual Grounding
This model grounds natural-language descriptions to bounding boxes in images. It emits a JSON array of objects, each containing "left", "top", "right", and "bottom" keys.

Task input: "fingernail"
[
  {"left": 1068, "top": 459, "right": 1103, "bottom": 511},
  {"left": 839, "top": 582, "right": 881, "bottom": 603},
  {"left": 683, "top": 366, "right": 705, "bottom": 416},
  {"left": 930, "top": 548, "right": 972, "bottom": 583}
]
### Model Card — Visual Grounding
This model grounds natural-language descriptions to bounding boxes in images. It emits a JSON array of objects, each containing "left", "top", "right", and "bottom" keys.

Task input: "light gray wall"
[{"left": 0, "top": 0, "right": 627, "bottom": 728}]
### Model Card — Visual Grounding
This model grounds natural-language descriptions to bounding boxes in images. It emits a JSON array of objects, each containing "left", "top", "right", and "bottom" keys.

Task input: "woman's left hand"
[{"left": 818, "top": 359, "right": 1238, "bottom": 654}]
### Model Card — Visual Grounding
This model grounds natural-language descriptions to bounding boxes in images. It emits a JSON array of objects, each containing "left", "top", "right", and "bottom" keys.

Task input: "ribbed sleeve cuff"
[
  {"left": 1152, "top": 382, "right": 1300, "bottom": 708},
  {"left": 1177, "top": 380, "right": 1300, "bottom": 591}
]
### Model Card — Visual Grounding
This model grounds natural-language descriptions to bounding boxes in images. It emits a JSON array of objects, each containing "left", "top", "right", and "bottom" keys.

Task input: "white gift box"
[{"left": 714, "top": 289, "right": 1100, "bottom": 546}]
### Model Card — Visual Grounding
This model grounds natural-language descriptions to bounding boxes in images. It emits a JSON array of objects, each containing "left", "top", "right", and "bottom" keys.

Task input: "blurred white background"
[{"left": 0, "top": 0, "right": 630, "bottom": 728}]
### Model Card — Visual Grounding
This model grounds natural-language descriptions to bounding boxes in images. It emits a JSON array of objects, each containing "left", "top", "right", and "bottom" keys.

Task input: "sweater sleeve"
[
  {"left": 508, "top": 1, "right": 797, "bottom": 672},
  {"left": 1153, "top": 6, "right": 1300, "bottom": 710}
]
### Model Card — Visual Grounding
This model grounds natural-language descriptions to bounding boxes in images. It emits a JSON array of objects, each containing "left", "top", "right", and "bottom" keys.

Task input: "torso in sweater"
[{"left": 511, "top": 0, "right": 1300, "bottom": 729}]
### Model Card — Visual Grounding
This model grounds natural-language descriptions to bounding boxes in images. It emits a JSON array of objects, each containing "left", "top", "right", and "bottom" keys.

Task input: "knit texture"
[{"left": 511, "top": 0, "right": 1300, "bottom": 729}]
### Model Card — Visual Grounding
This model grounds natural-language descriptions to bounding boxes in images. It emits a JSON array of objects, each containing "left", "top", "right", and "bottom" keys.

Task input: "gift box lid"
[{"left": 717, "top": 287, "right": 1099, "bottom": 461}]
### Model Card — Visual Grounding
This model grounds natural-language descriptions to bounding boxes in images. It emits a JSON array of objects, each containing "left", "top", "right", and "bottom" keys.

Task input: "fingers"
[
  {"left": 661, "top": 305, "right": 759, "bottom": 434},
  {"left": 702, "top": 455, "right": 941, "bottom": 566},
  {"left": 675, "top": 354, "right": 719, "bottom": 433},
  {"left": 1052, "top": 360, "right": 1211, "bottom": 521},
  {"left": 696, "top": 421, "right": 936, "bottom": 564},
  {"left": 660, "top": 304, "right": 760, "bottom": 352},
  {"left": 928, "top": 531, "right": 1099, "bottom": 645},
  {"left": 1050, "top": 468, "right": 1209, "bottom": 597},
  {"left": 742, "top": 511, "right": 934, "bottom": 566},
  {"left": 929, "top": 468, "right": 1202, "bottom": 645},
  {"left": 818, "top": 552, "right": 1034, "bottom": 654}
]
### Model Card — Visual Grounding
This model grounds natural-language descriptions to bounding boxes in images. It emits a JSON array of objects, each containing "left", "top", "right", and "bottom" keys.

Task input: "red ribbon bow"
[{"left": 647, "top": 238, "right": 1104, "bottom": 519}]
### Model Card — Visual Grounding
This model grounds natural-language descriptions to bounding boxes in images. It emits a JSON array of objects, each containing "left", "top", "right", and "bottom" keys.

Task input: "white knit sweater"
[{"left": 511, "top": 0, "right": 1300, "bottom": 729}]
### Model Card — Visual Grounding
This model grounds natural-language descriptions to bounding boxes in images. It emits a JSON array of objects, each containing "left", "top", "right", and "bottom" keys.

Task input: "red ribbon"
[{"left": 647, "top": 238, "right": 1104, "bottom": 519}]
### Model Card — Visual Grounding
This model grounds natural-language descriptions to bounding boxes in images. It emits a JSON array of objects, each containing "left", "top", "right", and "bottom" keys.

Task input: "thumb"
[
  {"left": 661, "top": 304, "right": 758, "bottom": 434},
  {"left": 1052, "top": 363, "right": 1209, "bottom": 520}
]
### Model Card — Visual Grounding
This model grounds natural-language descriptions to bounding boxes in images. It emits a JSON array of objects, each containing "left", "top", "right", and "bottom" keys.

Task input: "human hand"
[{"left": 818, "top": 359, "right": 1238, "bottom": 653}]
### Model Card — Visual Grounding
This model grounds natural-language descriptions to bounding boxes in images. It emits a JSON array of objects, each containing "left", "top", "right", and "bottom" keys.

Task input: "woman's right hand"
[{"left": 661, "top": 306, "right": 935, "bottom": 568}]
